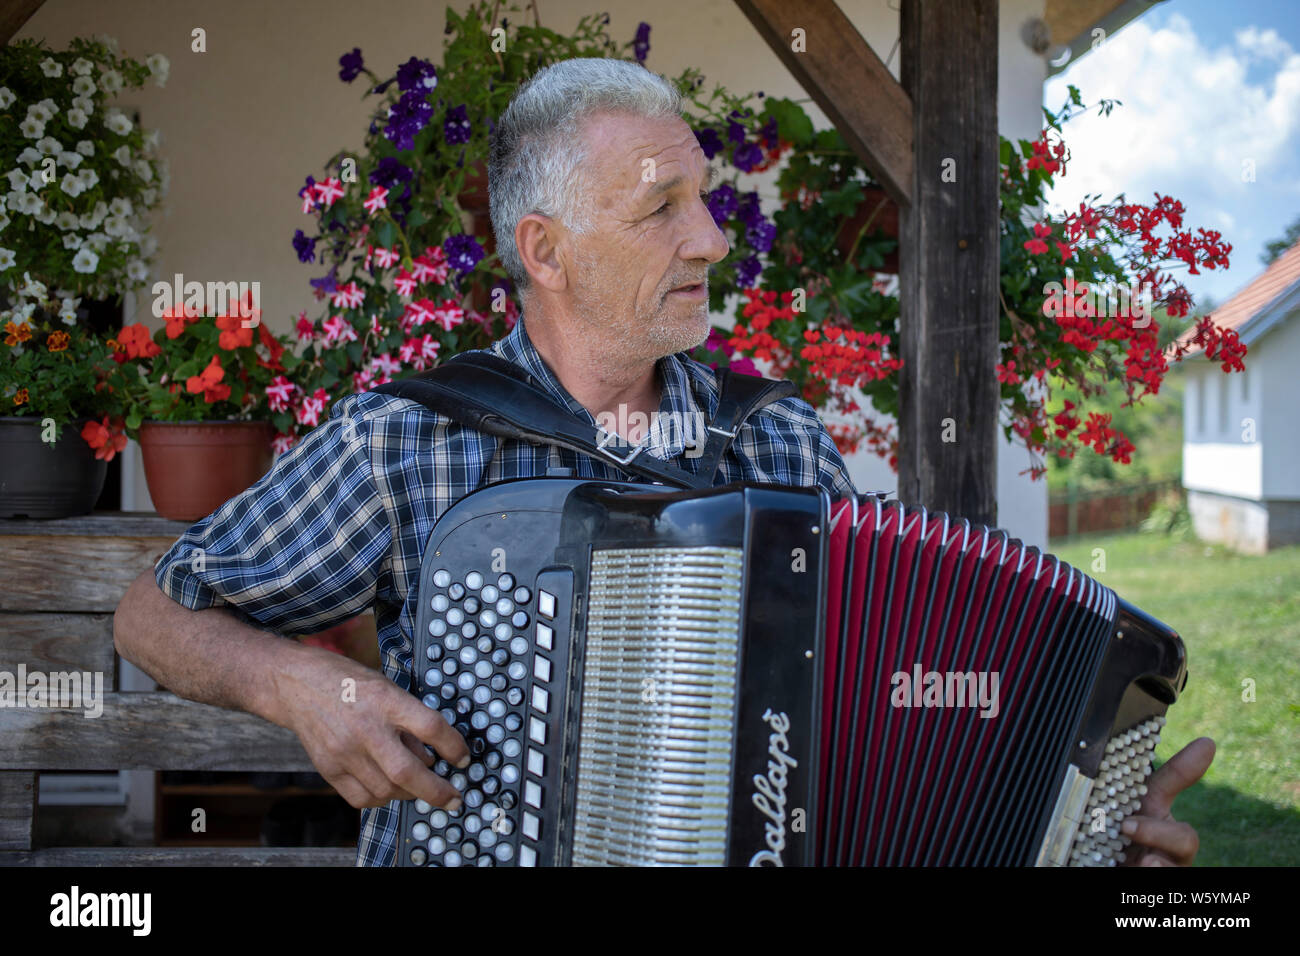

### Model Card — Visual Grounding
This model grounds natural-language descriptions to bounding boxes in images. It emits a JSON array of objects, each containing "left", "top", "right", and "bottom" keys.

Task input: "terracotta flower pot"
[
  {"left": 836, "top": 185, "right": 900, "bottom": 274},
  {"left": 0, "top": 417, "right": 108, "bottom": 519},
  {"left": 138, "top": 421, "right": 274, "bottom": 522}
]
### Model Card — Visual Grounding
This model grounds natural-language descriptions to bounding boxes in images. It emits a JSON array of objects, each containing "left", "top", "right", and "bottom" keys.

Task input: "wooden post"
[{"left": 897, "top": 0, "right": 1001, "bottom": 527}]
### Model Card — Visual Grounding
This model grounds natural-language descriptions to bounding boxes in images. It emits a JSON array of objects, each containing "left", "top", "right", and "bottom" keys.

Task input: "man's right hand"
[{"left": 273, "top": 645, "right": 470, "bottom": 811}]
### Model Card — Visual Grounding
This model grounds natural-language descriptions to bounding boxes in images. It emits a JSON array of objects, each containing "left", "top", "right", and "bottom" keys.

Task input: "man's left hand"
[{"left": 1121, "top": 736, "right": 1216, "bottom": 866}]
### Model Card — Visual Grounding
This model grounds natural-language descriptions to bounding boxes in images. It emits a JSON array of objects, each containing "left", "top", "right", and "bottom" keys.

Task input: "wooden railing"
[
  {"left": 0, "top": 513, "right": 353, "bottom": 866},
  {"left": 1048, "top": 478, "right": 1181, "bottom": 540}
]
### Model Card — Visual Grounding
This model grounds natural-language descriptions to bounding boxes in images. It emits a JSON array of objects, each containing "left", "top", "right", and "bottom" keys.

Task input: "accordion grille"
[{"left": 571, "top": 547, "right": 744, "bottom": 866}]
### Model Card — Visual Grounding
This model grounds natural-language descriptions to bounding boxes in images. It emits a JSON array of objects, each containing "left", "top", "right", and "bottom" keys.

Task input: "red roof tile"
[{"left": 1177, "top": 238, "right": 1300, "bottom": 355}]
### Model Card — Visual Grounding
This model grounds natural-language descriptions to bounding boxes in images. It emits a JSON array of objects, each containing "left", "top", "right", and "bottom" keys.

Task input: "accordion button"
[
  {"left": 463, "top": 597, "right": 481, "bottom": 615},
  {"left": 531, "top": 687, "right": 550, "bottom": 714},
  {"left": 411, "top": 822, "right": 431, "bottom": 842},
  {"left": 475, "top": 660, "right": 492, "bottom": 679},
  {"left": 410, "top": 847, "right": 428, "bottom": 866},
  {"left": 447, "top": 608, "right": 465, "bottom": 626},
  {"left": 505, "top": 714, "right": 522, "bottom": 732},
  {"left": 446, "top": 825, "right": 463, "bottom": 842},
  {"left": 537, "top": 590, "right": 556, "bottom": 619},
  {"left": 421, "top": 693, "right": 439, "bottom": 710},
  {"left": 432, "top": 594, "right": 449, "bottom": 613},
  {"left": 502, "top": 765, "right": 520, "bottom": 785},
  {"left": 495, "top": 843, "right": 515, "bottom": 863},
  {"left": 479, "top": 828, "right": 498, "bottom": 850},
  {"left": 511, "top": 611, "right": 529, "bottom": 629},
  {"left": 479, "top": 609, "right": 498, "bottom": 628},
  {"left": 509, "top": 636, "right": 528, "bottom": 656},
  {"left": 428, "top": 836, "right": 445, "bottom": 855},
  {"left": 444, "top": 850, "right": 462, "bottom": 867},
  {"left": 523, "top": 812, "right": 541, "bottom": 841},
  {"left": 444, "top": 634, "right": 461, "bottom": 652},
  {"left": 480, "top": 585, "right": 499, "bottom": 604},
  {"left": 483, "top": 776, "right": 500, "bottom": 796},
  {"left": 458, "top": 672, "right": 475, "bottom": 692},
  {"left": 533, "top": 656, "right": 552, "bottom": 683},
  {"left": 495, "top": 598, "right": 514, "bottom": 616},
  {"left": 415, "top": 799, "right": 432, "bottom": 815},
  {"left": 500, "top": 790, "right": 517, "bottom": 809},
  {"left": 466, "top": 572, "right": 483, "bottom": 591},
  {"left": 491, "top": 669, "right": 509, "bottom": 686},
  {"left": 494, "top": 622, "right": 512, "bottom": 642},
  {"left": 508, "top": 661, "right": 527, "bottom": 681},
  {"left": 425, "top": 644, "right": 444, "bottom": 661},
  {"left": 474, "top": 686, "right": 491, "bottom": 706},
  {"left": 430, "top": 810, "right": 447, "bottom": 828},
  {"left": 449, "top": 584, "right": 466, "bottom": 601},
  {"left": 465, "top": 790, "right": 484, "bottom": 809},
  {"left": 471, "top": 711, "right": 489, "bottom": 730},
  {"left": 536, "top": 624, "right": 554, "bottom": 651},
  {"left": 506, "top": 687, "right": 523, "bottom": 706},
  {"left": 513, "top": 586, "right": 531, "bottom": 605},
  {"left": 458, "top": 646, "right": 476, "bottom": 665},
  {"left": 497, "top": 573, "right": 515, "bottom": 591},
  {"left": 502, "top": 739, "right": 521, "bottom": 759},
  {"left": 527, "top": 748, "right": 545, "bottom": 777},
  {"left": 429, "top": 619, "right": 447, "bottom": 638},
  {"left": 529, "top": 717, "right": 547, "bottom": 744},
  {"left": 433, "top": 570, "right": 451, "bottom": 588},
  {"left": 470, "top": 738, "right": 487, "bottom": 756},
  {"left": 485, "top": 751, "right": 502, "bottom": 770},
  {"left": 524, "top": 780, "right": 543, "bottom": 809},
  {"left": 486, "top": 724, "right": 505, "bottom": 744},
  {"left": 463, "top": 841, "right": 479, "bottom": 860},
  {"left": 488, "top": 699, "right": 507, "bottom": 718},
  {"left": 519, "top": 845, "right": 536, "bottom": 867}
]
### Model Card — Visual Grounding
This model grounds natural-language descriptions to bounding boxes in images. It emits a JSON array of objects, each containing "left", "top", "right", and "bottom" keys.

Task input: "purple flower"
[
  {"left": 396, "top": 56, "right": 437, "bottom": 93},
  {"left": 633, "top": 22, "right": 651, "bottom": 62},
  {"left": 695, "top": 127, "right": 724, "bottom": 160},
  {"left": 760, "top": 117, "right": 779, "bottom": 149},
  {"left": 310, "top": 268, "right": 338, "bottom": 295},
  {"left": 369, "top": 156, "right": 414, "bottom": 189},
  {"left": 443, "top": 233, "right": 485, "bottom": 274},
  {"left": 292, "top": 229, "right": 317, "bottom": 264},
  {"left": 731, "top": 141, "right": 765, "bottom": 173},
  {"left": 384, "top": 89, "right": 434, "bottom": 150},
  {"left": 706, "top": 183, "right": 738, "bottom": 226},
  {"left": 339, "top": 48, "right": 364, "bottom": 83},
  {"left": 726, "top": 119, "right": 747, "bottom": 145},
  {"left": 745, "top": 217, "right": 776, "bottom": 253},
  {"left": 729, "top": 355, "right": 761, "bottom": 377},
  {"left": 444, "top": 104, "right": 472, "bottom": 146},
  {"left": 737, "top": 191, "right": 764, "bottom": 227},
  {"left": 298, "top": 174, "right": 316, "bottom": 201},
  {"left": 736, "top": 255, "right": 762, "bottom": 288}
]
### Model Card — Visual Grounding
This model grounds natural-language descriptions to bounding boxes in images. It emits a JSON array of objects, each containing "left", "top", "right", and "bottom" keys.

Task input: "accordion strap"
[{"left": 371, "top": 351, "right": 796, "bottom": 488}]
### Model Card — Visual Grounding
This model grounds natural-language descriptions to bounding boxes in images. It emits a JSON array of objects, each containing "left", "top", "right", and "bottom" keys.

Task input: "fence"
[{"left": 1048, "top": 478, "right": 1181, "bottom": 540}]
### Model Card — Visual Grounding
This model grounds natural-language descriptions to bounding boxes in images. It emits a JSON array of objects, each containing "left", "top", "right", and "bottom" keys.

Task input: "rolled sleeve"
[{"left": 153, "top": 398, "right": 394, "bottom": 635}]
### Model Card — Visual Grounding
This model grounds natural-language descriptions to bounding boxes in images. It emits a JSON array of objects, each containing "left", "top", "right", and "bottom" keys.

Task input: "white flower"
[
  {"left": 142, "top": 129, "right": 161, "bottom": 152},
  {"left": 76, "top": 168, "right": 99, "bottom": 191},
  {"left": 71, "top": 57, "right": 93, "bottom": 76},
  {"left": 0, "top": 248, "right": 14, "bottom": 271},
  {"left": 72, "top": 75, "right": 96, "bottom": 97},
  {"left": 84, "top": 232, "right": 108, "bottom": 252},
  {"left": 72, "top": 95, "right": 93, "bottom": 115},
  {"left": 109, "top": 197, "right": 133, "bottom": 217},
  {"left": 19, "top": 117, "right": 44, "bottom": 139},
  {"left": 112, "top": 145, "right": 132, "bottom": 166},
  {"left": 33, "top": 204, "right": 56, "bottom": 225},
  {"left": 39, "top": 57, "right": 63, "bottom": 78},
  {"left": 104, "top": 109, "right": 132, "bottom": 136},
  {"left": 103, "top": 214, "right": 128, "bottom": 237},
  {"left": 140, "top": 234, "right": 157, "bottom": 258},
  {"left": 98, "top": 69, "right": 123, "bottom": 95},
  {"left": 20, "top": 193, "right": 42, "bottom": 215},
  {"left": 79, "top": 200, "right": 107, "bottom": 229},
  {"left": 0, "top": 88, "right": 13, "bottom": 109},
  {"left": 58, "top": 151, "right": 82, "bottom": 170},
  {"left": 60, "top": 174, "right": 85, "bottom": 198},
  {"left": 13, "top": 301, "right": 36, "bottom": 322},
  {"left": 66, "top": 107, "right": 88, "bottom": 130},
  {"left": 56, "top": 211, "right": 79, "bottom": 230},
  {"left": 36, "top": 136, "right": 61, "bottom": 156},
  {"left": 6, "top": 170, "right": 28, "bottom": 192},
  {"left": 126, "top": 259, "right": 147, "bottom": 282},
  {"left": 26, "top": 102, "right": 51, "bottom": 123},
  {"left": 146, "top": 53, "right": 169, "bottom": 87},
  {"left": 27, "top": 169, "right": 47, "bottom": 191},
  {"left": 17, "top": 147, "right": 41, "bottom": 167},
  {"left": 140, "top": 188, "right": 157, "bottom": 208},
  {"left": 71, "top": 247, "right": 99, "bottom": 274},
  {"left": 76, "top": 140, "right": 94, "bottom": 157},
  {"left": 133, "top": 160, "right": 153, "bottom": 183},
  {"left": 61, "top": 233, "right": 82, "bottom": 250},
  {"left": 95, "top": 34, "right": 119, "bottom": 53},
  {"left": 0, "top": 213, "right": 7, "bottom": 233},
  {"left": 19, "top": 272, "right": 47, "bottom": 299}
]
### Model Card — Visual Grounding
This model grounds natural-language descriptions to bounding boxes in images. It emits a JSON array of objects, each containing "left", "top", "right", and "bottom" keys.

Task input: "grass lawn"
[{"left": 1052, "top": 531, "right": 1300, "bottom": 866}]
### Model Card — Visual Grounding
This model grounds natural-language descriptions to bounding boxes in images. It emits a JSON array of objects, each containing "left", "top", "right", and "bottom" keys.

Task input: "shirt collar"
[{"left": 489, "top": 315, "right": 711, "bottom": 462}]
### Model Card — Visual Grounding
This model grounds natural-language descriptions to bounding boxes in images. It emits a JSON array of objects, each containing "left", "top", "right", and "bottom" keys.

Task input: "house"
[{"left": 1179, "top": 239, "right": 1300, "bottom": 553}]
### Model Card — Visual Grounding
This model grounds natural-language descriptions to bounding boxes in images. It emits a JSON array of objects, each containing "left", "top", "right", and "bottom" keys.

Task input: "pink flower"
[
  {"left": 362, "top": 186, "right": 388, "bottom": 215},
  {"left": 374, "top": 246, "right": 400, "bottom": 269},
  {"left": 322, "top": 314, "right": 357, "bottom": 345},
  {"left": 393, "top": 269, "right": 417, "bottom": 298},
  {"left": 411, "top": 248, "right": 448, "bottom": 285},
  {"left": 371, "top": 352, "right": 402, "bottom": 378},
  {"left": 300, "top": 190, "right": 317, "bottom": 214},
  {"left": 402, "top": 298, "right": 436, "bottom": 333},
  {"left": 369, "top": 313, "right": 385, "bottom": 338},
  {"left": 295, "top": 311, "right": 316, "bottom": 342},
  {"left": 416, "top": 334, "right": 439, "bottom": 366},
  {"left": 294, "top": 388, "right": 329, "bottom": 428},
  {"left": 331, "top": 281, "right": 364, "bottom": 309},
  {"left": 312, "top": 177, "right": 345, "bottom": 208},
  {"left": 432, "top": 299, "right": 464, "bottom": 332},
  {"left": 363, "top": 244, "right": 373, "bottom": 271},
  {"left": 266, "top": 375, "right": 298, "bottom": 412},
  {"left": 352, "top": 368, "right": 375, "bottom": 393},
  {"left": 272, "top": 432, "right": 297, "bottom": 456},
  {"left": 401, "top": 334, "right": 440, "bottom": 370}
]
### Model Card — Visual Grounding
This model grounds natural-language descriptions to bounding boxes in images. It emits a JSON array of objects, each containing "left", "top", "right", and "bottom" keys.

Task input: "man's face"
[{"left": 563, "top": 111, "right": 730, "bottom": 364}]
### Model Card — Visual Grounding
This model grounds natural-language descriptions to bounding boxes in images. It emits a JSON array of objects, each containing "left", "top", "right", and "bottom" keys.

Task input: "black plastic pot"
[{"left": 0, "top": 417, "right": 108, "bottom": 519}]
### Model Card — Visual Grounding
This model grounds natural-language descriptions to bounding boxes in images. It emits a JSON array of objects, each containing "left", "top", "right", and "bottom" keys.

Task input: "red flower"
[
  {"left": 116, "top": 323, "right": 162, "bottom": 359},
  {"left": 186, "top": 355, "right": 231, "bottom": 403},
  {"left": 215, "top": 314, "right": 254, "bottom": 351},
  {"left": 81, "top": 416, "right": 127, "bottom": 462}
]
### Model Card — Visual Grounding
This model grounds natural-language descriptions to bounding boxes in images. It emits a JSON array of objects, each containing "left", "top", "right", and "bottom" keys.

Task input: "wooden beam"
[
  {"left": 1, "top": 613, "right": 117, "bottom": 678},
  {"left": 0, "top": 692, "right": 316, "bottom": 772},
  {"left": 733, "top": 0, "right": 913, "bottom": 206},
  {"left": 0, "top": 0, "right": 46, "bottom": 47},
  {"left": 897, "top": 0, "right": 1000, "bottom": 526},
  {"left": 0, "top": 772, "right": 37, "bottom": 851},
  {"left": 1, "top": 846, "right": 356, "bottom": 867}
]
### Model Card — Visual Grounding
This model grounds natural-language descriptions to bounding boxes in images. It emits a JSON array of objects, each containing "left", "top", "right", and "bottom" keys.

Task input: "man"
[{"left": 115, "top": 58, "right": 1213, "bottom": 866}]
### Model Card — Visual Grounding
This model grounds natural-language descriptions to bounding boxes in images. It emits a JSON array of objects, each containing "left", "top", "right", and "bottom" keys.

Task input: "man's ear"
[{"left": 515, "top": 213, "right": 569, "bottom": 293}]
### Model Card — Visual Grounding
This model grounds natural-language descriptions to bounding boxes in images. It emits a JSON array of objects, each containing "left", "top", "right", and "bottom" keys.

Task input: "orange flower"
[
  {"left": 116, "top": 323, "right": 162, "bottom": 359},
  {"left": 161, "top": 306, "right": 192, "bottom": 340},
  {"left": 12, "top": 388, "right": 29, "bottom": 406},
  {"left": 81, "top": 416, "right": 128, "bottom": 462},
  {"left": 4, "top": 320, "right": 33, "bottom": 347},
  {"left": 47, "top": 331, "right": 70, "bottom": 352},
  {"left": 216, "top": 314, "right": 254, "bottom": 351},
  {"left": 186, "top": 354, "right": 231, "bottom": 403}
]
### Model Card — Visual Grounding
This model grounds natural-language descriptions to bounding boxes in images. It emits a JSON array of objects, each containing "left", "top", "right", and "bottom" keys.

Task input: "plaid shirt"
[{"left": 154, "top": 317, "right": 858, "bottom": 865}]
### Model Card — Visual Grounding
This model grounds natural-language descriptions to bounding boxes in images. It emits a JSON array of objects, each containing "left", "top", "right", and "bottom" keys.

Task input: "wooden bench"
[{"left": 0, "top": 513, "right": 353, "bottom": 866}]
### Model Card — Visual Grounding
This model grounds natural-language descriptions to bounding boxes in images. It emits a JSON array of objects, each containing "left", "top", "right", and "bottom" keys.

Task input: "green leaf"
[{"left": 762, "top": 97, "right": 815, "bottom": 148}]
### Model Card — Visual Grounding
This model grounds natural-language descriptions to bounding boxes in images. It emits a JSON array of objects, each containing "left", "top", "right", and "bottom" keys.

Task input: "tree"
[{"left": 1262, "top": 214, "right": 1300, "bottom": 266}]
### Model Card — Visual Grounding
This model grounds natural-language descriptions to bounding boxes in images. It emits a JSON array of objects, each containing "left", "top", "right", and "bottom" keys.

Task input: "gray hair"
[{"left": 488, "top": 57, "right": 684, "bottom": 293}]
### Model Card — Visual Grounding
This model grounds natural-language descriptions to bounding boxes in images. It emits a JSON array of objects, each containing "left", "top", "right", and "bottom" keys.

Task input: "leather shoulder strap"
[{"left": 690, "top": 368, "right": 798, "bottom": 482}]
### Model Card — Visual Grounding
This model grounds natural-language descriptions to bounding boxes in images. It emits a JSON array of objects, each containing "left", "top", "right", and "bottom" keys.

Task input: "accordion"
[{"left": 397, "top": 478, "right": 1186, "bottom": 867}]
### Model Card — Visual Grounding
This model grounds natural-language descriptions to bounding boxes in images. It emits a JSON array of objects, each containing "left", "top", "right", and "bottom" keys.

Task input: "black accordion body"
[{"left": 397, "top": 478, "right": 1186, "bottom": 867}]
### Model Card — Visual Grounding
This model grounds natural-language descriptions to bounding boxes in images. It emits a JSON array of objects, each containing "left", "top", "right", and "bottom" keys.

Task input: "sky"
[{"left": 1043, "top": 0, "right": 1300, "bottom": 310}]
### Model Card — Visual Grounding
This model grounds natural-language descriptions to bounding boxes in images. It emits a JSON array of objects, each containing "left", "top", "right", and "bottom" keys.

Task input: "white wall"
[
  {"left": 1257, "top": 312, "right": 1300, "bottom": 499},
  {"left": 20, "top": 0, "right": 1051, "bottom": 543}
]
